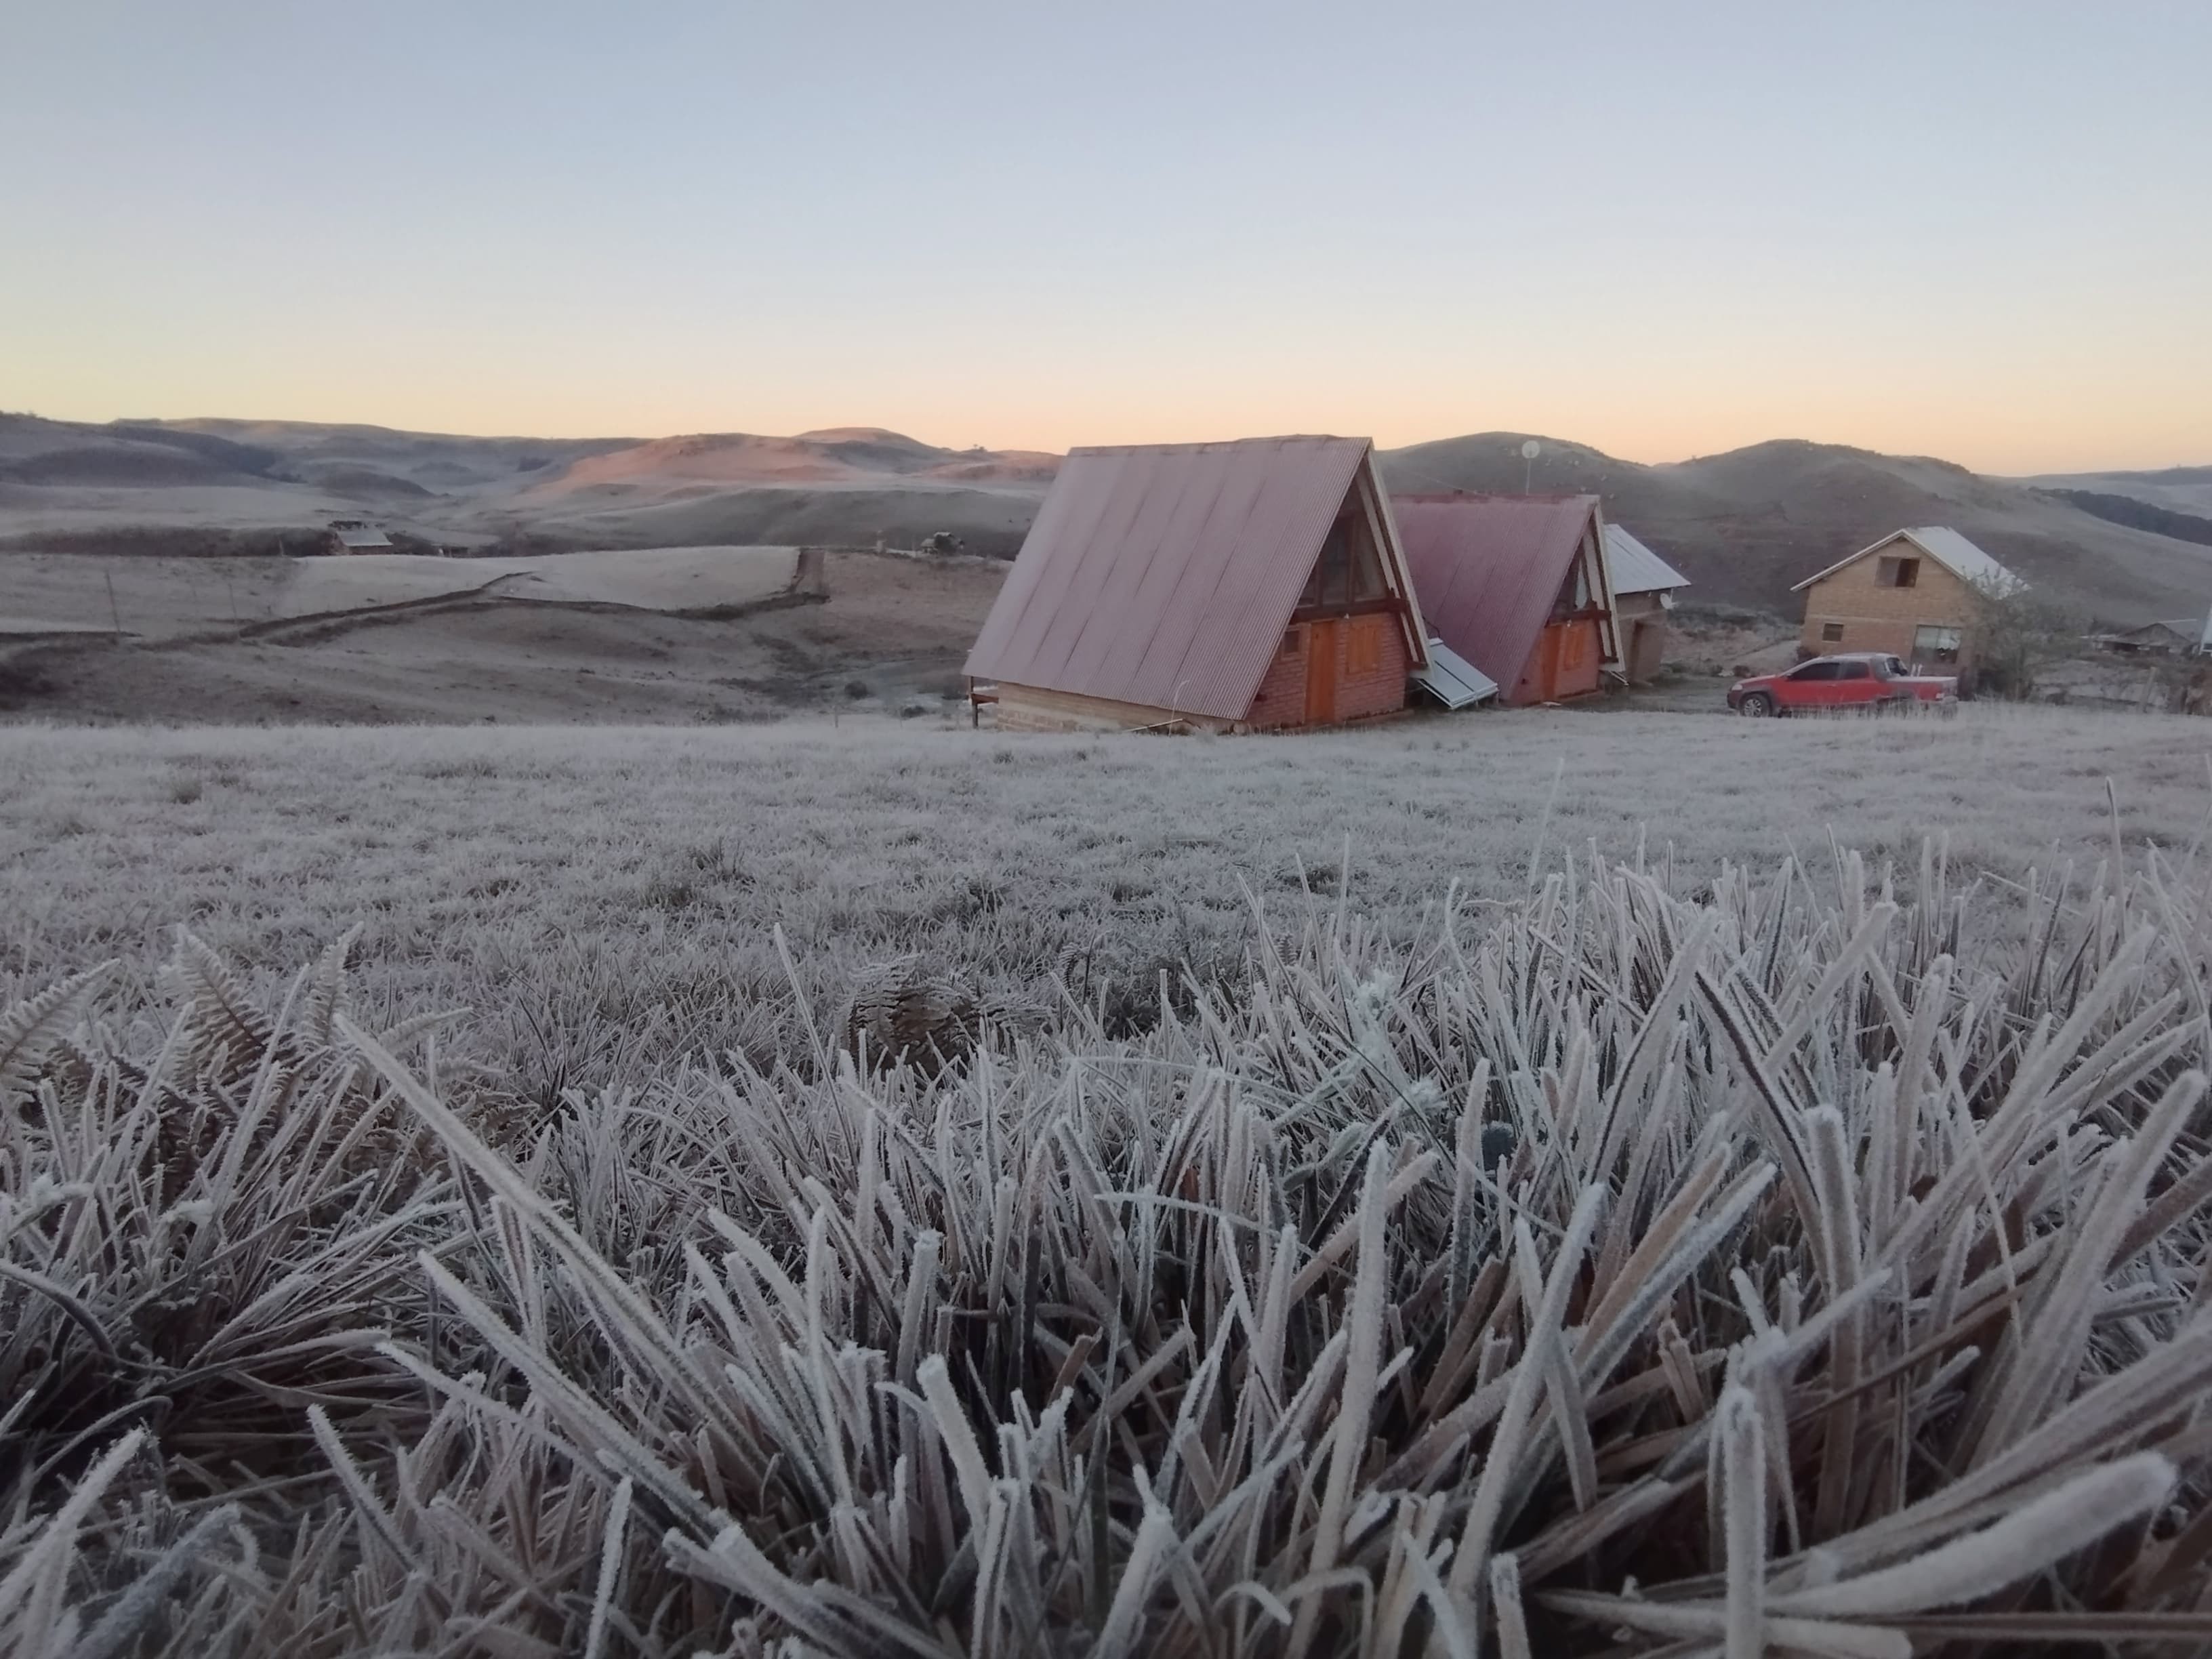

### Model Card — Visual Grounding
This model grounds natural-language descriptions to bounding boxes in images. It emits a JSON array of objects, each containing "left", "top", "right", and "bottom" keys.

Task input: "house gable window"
[
  {"left": 1297, "top": 510, "right": 1389, "bottom": 615},
  {"left": 1875, "top": 555, "right": 1921, "bottom": 590}
]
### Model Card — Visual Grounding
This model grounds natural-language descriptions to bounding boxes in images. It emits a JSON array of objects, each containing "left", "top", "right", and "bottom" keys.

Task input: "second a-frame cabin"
[
  {"left": 965, "top": 436, "right": 1429, "bottom": 731},
  {"left": 1394, "top": 493, "right": 1620, "bottom": 706}
]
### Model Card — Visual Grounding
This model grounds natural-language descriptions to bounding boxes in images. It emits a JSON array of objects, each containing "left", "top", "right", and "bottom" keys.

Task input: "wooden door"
[
  {"left": 1304, "top": 619, "right": 1340, "bottom": 726},
  {"left": 1530, "top": 624, "right": 1563, "bottom": 702}
]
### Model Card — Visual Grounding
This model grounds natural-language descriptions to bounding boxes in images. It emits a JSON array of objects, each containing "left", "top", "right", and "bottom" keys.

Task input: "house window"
[
  {"left": 1820, "top": 621, "right": 1845, "bottom": 642},
  {"left": 1297, "top": 508, "right": 1390, "bottom": 614},
  {"left": 1876, "top": 556, "right": 1921, "bottom": 589},
  {"left": 1279, "top": 628, "right": 1302, "bottom": 659},
  {"left": 1550, "top": 551, "right": 1595, "bottom": 622},
  {"left": 1913, "top": 624, "right": 1962, "bottom": 663}
]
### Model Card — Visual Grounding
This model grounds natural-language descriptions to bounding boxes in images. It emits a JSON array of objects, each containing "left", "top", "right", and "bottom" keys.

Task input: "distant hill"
[
  {"left": 0, "top": 414, "right": 1054, "bottom": 558},
  {"left": 2024, "top": 464, "right": 2212, "bottom": 519},
  {"left": 1378, "top": 433, "right": 2212, "bottom": 622},
  {"left": 2035, "top": 488, "right": 2212, "bottom": 550},
  {"left": 5, "top": 412, "right": 2208, "bottom": 623}
]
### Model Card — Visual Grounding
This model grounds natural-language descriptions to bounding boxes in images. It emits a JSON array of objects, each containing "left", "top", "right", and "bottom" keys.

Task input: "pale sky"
[{"left": 5, "top": 1, "right": 2207, "bottom": 472}]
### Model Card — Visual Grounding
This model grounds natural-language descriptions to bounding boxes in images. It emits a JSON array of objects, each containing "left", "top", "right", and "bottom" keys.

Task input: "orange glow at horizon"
[{"left": 6, "top": 5, "right": 2207, "bottom": 480}]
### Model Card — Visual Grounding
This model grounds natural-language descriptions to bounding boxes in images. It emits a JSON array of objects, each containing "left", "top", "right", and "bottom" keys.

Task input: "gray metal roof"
[
  {"left": 333, "top": 527, "right": 392, "bottom": 549},
  {"left": 1791, "top": 527, "right": 2019, "bottom": 594},
  {"left": 1601, "top": 523, "right": 1689, "bottom": 595},
  {"left": 1410, "top": 638, "right": 1498, "bottom": 708}
]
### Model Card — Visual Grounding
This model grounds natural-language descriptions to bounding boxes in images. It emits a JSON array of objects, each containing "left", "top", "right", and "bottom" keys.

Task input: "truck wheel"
[{"left": 1739, "top": 692, "right": 1776, "bottom": 718}]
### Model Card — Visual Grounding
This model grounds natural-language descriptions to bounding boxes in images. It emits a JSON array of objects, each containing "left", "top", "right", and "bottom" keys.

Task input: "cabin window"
[
  {"left": 1913, "top": 624, "right": 1961, "bottom": 662},
  {"left": 1278, "top": 629, "right": 1302, "bottom": 659},
  {"left": 1297, "top": 508, "right": 1390, "bottom": 614},
  {"left": 1820, "top": 621, "right": 1845, "bottom": 642},
  {"left": 1550, "top": 544, "right": 1597, "bottom": 621},
  {"left": 1876, "top": 556, "right": 1921, "bottom": 589}
]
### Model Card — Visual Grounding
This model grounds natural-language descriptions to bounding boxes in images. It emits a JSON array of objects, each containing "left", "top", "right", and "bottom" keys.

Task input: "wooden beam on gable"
[{"left": 1352, "top": 452, "right": 1431, "bottom": 665}]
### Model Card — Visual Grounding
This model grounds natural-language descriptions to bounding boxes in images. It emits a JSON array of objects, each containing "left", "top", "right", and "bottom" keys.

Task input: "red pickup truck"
[{"left": 1727, "top": 653, "right": 1957, "bottom": 717}]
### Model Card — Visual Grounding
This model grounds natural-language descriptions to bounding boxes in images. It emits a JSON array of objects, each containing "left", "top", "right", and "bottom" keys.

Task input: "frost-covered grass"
[
  {"left": 5, "top": 832, "right": 2212, "bottom": 1656},
  {"left": 6, "top": 703, "right": 2212, "bottom": 1655},
  {"left": 3, "top": 705, "right": 2202, "bottom": 1103}
]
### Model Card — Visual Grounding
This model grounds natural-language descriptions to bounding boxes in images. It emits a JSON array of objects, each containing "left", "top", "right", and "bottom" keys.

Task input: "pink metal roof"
[
  {"left": 1393, "top": 494, "right": 1603, "bottom": 691},
  {"left": 964, "top": 436, "right": 1374, "bottom": 721}
]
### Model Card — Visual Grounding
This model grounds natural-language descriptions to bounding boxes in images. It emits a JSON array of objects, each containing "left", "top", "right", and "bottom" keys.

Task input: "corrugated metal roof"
[
  {"left": 964, "top": 436, "right": 1393, "bottom": 721},
  {"left": 1790, "top": 526, "right": 2020, "bottom": 594},
  {"left": 1602, "top": 523, "right": 1689, "bottom": 595},
  {"left": 1410, "top": 638, "right": 1498, "bottom": 708},
  {"left": 1393, "top": 495, "right": 1603, "bottom": 692}
]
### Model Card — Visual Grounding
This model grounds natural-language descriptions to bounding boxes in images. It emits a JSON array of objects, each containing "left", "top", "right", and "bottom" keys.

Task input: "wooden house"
[
  {"left": 1601, "top": 523, "right": 1689, "bottom": 684},
  {"left": 964, "top": 436, "right": 1429, "bottom": 732},
  {"left": 1393, "top": 494, "right": 1619, "bottom": 705},
  {"left": 2094, "top": 618, "right": 2199, "bottom": 657},
  {"left": 323, "top": 520, "right": 392, "bottom": 555},
  {"left": 1791, "top": 527, "right": 2018, "bottom": 669}
]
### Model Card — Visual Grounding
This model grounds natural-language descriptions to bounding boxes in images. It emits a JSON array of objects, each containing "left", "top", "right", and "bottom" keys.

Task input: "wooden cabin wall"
[{"left": 1246, "top": 613, "right": 1409, "bottom": 729}]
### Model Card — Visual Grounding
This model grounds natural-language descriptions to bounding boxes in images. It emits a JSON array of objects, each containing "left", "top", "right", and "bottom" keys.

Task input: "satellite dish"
[{"left": 1519, "top": 439, "right": 1540, "bottom": 460}]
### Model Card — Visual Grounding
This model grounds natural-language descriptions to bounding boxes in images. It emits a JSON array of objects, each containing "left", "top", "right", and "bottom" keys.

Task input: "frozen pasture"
[
  {"left": 272, "top": 544, "right": 802, "bottom": 617},
  {"left": 3, "top": 701, "right": 2198, "bottom": 1099},
  {"left": 5, "top": 697, "right": 2212, "bottom": 1654}
]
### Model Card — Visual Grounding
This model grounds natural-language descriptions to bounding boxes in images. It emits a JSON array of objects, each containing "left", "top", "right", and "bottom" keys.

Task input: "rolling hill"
[
  {"left": 0, "top": 415, "right": 1054, "bottom": 558},
  {"left": 2025, "top": 464, "right": 2212, "bottom": 519},
  {"left": 1377, "top": 434, "right": 2212, "bottom": 622},
  {"left": 4, "top": 412, "right": 2207, "bottom": 622}
]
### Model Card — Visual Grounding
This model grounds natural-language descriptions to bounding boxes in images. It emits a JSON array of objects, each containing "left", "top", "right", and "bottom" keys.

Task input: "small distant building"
[
  {"left": 1393, "top": 494, "right": 1620, "bottom": 705},
  {"left": 964, "top": 436, "right": 1430, "bottom": 732},
  {"left": 1791, "top": 527, "right": 2018, "bottom": 669},
  {"left": 1602, "top": 523, "right": 1690, "bottom": 684},
  {"left": 2093, "top": 619, "right": 2198, "bottom": 657},
  {"left": 324, "top": 520, "right": 392, "bottom": 555}
]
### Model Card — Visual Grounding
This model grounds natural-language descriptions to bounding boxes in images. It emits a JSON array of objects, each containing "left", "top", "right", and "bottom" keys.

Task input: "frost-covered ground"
[
  {"left": 4, "top": 703, "right": 2199, "bottom": 1101},
  {"left": 9, "top": 701, "right": 2212, "bottom": 1655},
  {"left": 273, "top": 544, "right": 800, "bottom": 615}
]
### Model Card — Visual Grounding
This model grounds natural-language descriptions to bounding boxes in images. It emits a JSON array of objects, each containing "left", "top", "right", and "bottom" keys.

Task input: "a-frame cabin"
[
  {"left": 966, "top": 436, "right": 1430, "bottom": 732},
  {"left": 1393, "top": 493, "right": 1620, "bottom": 706}
]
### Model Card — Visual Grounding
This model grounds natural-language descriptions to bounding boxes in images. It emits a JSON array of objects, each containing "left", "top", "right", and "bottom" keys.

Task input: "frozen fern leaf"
[
  {"left": 168, "top": 926, "right": 274, "bottom": 1078},
  {"left": 300, "top": 923, "right": 363, "bottom": 1049},
  {"left": 0, "top": 960, "right": 119, "bottom": 1103}
]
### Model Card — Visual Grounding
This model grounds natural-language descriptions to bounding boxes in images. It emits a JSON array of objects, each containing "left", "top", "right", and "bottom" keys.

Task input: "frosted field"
[
  {"left": 3, "top": 703, "right": 2199, "bottom": 1099},
  {"left": 273, "top": 544, "right": 802, "bottom": 616},
  {"left": 0, "top": 545, "right": 804, "bottom": 644},
  {"left": 8, "top": 700, "right": 2212, "bottom": 1654}
]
